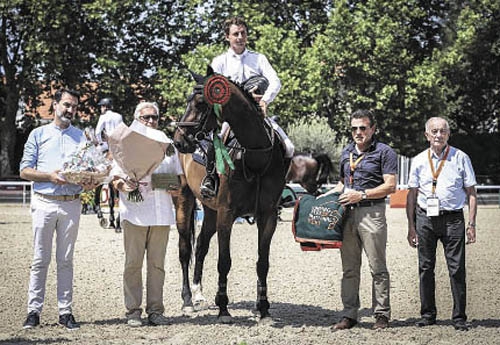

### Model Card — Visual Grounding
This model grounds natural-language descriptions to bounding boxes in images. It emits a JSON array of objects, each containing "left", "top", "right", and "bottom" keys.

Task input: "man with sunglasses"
[
  {"left": 406, "top": 117, "right": 477, "bottom": 331},
  {"left": 320, "top": 109, "right": 397, "bottom": 330},
  {"left": 111, "top": 102, "right": 184, "bottom": 327}
]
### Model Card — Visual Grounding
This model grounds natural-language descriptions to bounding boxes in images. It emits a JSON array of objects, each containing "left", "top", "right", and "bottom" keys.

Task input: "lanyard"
[
  {"left": 427, "top": 145, "right": 450, "bottom": 195},
  {"left": 349, "top": 152, "right": 364, "bottom": 187}
]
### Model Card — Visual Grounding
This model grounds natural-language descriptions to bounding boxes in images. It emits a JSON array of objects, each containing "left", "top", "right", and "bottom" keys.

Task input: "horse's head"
[
  {"left": 173, "top": 66, "right": 263, "bottom": 154},
  {"left": 173, "top": 69, "right": 219, "bottom": 153}
]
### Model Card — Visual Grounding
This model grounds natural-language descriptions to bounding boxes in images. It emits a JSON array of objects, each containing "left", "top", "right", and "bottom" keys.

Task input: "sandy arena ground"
[{"left": 1, "top": 203, "right": 499, "bottom": 345}]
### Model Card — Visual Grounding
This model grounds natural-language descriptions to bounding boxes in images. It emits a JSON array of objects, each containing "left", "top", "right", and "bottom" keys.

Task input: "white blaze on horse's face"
[{"left": 226, "top": 24, "right": 247, "bottom": 55}]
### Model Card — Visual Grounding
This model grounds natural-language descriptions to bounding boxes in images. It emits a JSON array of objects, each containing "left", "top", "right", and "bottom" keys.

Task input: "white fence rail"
[{"left": 1, "top": 181, "right": 499, "bottom": 207}]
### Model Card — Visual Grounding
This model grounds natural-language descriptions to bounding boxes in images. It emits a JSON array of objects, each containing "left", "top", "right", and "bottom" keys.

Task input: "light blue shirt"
[
  {"left": 20, "top": 123, "right": 85, "bottom": 195},
  {"left": 408, "top": 145, "right": 477, "bottom": 210},
  {"left": 211, "top": 48, "right": 281, "bottom": 104}
]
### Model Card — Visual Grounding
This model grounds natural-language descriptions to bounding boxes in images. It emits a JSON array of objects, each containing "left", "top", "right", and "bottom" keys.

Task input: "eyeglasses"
[
  {"left": 428, "top": 128, "right": 449, "bottom": 136},
  {"left": 139, "top": 115, "right": 159, "bottom": 122},
  {"left": 351, "top": 126, "right": 368, "bottom": 132}
]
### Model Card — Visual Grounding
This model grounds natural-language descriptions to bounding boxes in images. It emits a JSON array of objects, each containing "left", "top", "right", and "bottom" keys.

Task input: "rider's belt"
[
  {"left": 350, "top": 199, "right": 385, "bottom": 209},
  {"left": 35, "top": 192, "right": 80, "bottom": 201}
]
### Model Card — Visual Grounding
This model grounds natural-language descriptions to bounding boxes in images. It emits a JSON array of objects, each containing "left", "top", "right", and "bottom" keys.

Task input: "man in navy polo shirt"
[{"left": 320, "top": 109, "right": 397, "bottom": 330}]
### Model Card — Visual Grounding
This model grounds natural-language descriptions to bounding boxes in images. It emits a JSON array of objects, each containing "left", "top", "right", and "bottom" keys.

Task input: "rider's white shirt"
[
  {"left": 95, "top": 110, "right": 123, "bottom": 144},
  {"left": 211, "top": 48, "right": 281, "bottom": 105}
]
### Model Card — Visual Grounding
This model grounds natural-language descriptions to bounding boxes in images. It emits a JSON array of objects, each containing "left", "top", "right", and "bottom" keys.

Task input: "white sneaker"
[
  {"left": 127, "top": 316, "right": 142, "bottom": 327},
  {"left": 148, "top": 313, "right": 170, "bottom": 326}
]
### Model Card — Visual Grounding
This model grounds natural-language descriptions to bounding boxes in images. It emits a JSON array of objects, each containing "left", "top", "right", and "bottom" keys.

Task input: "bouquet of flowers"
[
  {"left": 61, "top": 141, "right": 113, "bottom": 185},
  {"left": 108, "top": 120, "right": 172, "bottom": 202}
]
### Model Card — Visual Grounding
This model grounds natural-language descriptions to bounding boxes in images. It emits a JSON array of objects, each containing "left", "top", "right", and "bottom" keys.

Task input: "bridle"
[{"left": 173, "top": 85, "right": 215, "bottom": 146}]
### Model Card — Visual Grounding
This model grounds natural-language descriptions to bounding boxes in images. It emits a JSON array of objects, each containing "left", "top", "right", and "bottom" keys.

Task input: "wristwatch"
[{"left": 361, "top": 191, "right": 367, "bottom": 200}]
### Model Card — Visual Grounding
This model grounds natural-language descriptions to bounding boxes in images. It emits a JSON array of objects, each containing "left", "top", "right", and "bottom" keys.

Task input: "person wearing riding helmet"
[
  {"left": 200, "top": 16, "right": 294, "bottom": 199},
  {"left": 94, "top": 97, "right": 124, "bottom": 231}
]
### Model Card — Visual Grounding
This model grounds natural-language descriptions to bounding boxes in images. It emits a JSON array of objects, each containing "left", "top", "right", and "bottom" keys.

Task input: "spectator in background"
[{"left": 94, "top": 97, "right": 123, "bottom": 232}]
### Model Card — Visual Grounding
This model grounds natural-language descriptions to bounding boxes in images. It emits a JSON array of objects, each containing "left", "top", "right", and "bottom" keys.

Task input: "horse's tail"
[{"left": 313, "top": 153, "right": 333, "bottom": 185}]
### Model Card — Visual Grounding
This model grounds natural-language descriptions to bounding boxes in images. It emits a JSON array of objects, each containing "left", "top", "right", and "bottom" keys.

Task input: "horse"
[
  {"left": 172, "top": 68, "right": 288, "bottom": 323},
  {"left": 286, "top": 153, "right": 334, "bottom": 195}
]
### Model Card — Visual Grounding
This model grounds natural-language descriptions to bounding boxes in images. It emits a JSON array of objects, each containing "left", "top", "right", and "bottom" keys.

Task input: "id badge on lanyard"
[
  {"left": 426, "top": 146, "right": 450, "bottom": 217},
  {"left": 426, "top": 197, "right": 440, "bottom": 217}
]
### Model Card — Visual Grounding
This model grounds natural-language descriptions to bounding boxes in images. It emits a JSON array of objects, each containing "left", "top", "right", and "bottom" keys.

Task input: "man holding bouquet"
[
  {"left": 111, "top": 101, "right": 184, "bottom": 327},
  {"left": 20, "top": 88, "right": 97, "bottom": 330}
]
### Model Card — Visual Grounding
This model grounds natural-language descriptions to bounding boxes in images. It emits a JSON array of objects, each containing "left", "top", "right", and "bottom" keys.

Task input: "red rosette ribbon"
[{"left": 204, "top": 75, "right": 231, "bottom": 106}]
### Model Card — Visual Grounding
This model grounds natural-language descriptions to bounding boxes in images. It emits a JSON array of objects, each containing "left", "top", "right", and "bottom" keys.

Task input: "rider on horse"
[{"left": 200, "top": 16, "right": 294, "bottom": 199}]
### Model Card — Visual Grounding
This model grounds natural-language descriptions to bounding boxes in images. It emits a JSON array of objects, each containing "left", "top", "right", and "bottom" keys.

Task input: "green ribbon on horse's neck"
[{"left": 213, "top": 103, "right": 235, "bottom": 174}]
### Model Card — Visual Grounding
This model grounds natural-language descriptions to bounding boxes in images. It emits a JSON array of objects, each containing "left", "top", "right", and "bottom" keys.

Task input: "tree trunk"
[{"left": 0, "top": 88, "right": 20, "bottom": 177}]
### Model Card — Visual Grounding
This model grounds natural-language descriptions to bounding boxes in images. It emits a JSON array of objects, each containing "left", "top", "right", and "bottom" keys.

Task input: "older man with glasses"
[
  {"left": 111, "top": 102, "right": 184, "bottom": 327},
  {"left": 319, "top": 109, "right": 397, "bottom": 331},
  {"left": 406, "top": 117, "right": 477, "bottom": 331}
]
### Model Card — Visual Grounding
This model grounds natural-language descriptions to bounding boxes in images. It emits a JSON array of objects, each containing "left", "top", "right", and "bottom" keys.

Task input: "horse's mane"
[{"left": 219, "top": 76, "right": 264, "bottom": 117}]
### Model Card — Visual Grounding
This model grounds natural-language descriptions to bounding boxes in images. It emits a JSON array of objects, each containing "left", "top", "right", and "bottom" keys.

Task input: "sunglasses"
[
  {"left": 351, "top": 126, "right": 369, "bottom": 132},
  {"left": 139, "top": 115, "right": 159, "bottom": 122}
]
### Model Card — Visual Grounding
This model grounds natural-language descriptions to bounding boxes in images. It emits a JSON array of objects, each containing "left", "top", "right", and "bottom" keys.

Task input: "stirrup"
[{"left": 200, "top": 176, "right": 217, "bottom": 199}]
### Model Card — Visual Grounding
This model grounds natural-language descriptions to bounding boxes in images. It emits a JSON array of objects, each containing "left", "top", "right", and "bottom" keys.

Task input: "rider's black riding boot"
[{"left": 200, "top": 144, "right": 218, "bottom": 199}]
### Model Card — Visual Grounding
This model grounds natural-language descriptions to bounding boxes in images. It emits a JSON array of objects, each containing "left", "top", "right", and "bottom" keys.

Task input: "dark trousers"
[{"left": 416, "top": 207, "right": 467, "bottom": 322}]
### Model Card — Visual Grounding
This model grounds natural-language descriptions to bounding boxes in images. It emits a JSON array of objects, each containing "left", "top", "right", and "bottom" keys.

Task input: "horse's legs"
[
  {"left": 192, "top": 206, "right": 217, "bottom": 308},
  {"left": 94, "top": 184, "right": 103, "bottom": 217},
  {"left": 176, "top": 187, "right": 196, "bottom": 312},
  {"left": 255, "top": 209, "right": 278, "bottom": 319},
  {"left": 214, "top": 217, "right": 233, "bottom": 322},
  {"left": 108, "top": 183, "right": 116, "bottom": 227}
]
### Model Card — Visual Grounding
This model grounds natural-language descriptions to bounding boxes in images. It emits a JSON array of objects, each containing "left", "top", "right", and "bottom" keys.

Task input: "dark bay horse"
[
  {"left": 286, "top": 153, "right": 334, "bottom": 195},
  {"left": 173, "top": 69, "right": 288, "bottom": 323}
]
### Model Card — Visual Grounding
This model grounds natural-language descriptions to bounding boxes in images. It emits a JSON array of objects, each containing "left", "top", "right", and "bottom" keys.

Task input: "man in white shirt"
[
  {"left": 94, "top": 98, "right": 124, "bottom": 230},
  {"left": 95, "top": 98, "right": 123, "bottom": 149},
  {"left": 200, "top": 16, "right": 294, "bottom": 198},
  {"left": 406, "top": 117, "right": 477, "bottom": 331}
]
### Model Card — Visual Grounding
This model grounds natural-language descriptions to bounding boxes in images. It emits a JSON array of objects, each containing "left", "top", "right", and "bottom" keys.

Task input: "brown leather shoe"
[
  {"left": 372, "top": 315, "right": 389, "bottom": 330},
  {"left": 332, "top": 317, "right": 357, "bottom": 330}
]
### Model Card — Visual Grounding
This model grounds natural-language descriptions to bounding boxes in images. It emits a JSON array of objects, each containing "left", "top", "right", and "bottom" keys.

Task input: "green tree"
[{"left": 0, "top": 0, "right": 99, "bottom": 175}]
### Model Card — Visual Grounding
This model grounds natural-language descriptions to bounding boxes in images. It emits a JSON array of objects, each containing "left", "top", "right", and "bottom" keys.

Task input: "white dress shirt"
[
  {"left": 113, "top": 152, "right": 183, "bottom": 226},
  {"left": 211, "top": 48, "right": 281, "bottom": 104},
  {"left": 95, "top": 110, "right": 123, "bottom": 145},
  {"left": 408, "top": 145, "right": 477, "bottom": 210}
]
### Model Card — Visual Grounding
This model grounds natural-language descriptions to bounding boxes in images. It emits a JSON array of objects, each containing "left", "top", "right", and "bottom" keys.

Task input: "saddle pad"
[
  {"left": 292, "top": 193, "right": 346, "bottom": 251},
  {"left": 192, "top": 139, "right": 210, "bottom": 167},
  {"left": 192, "top": 137, "right": 242, "bottom": 167}
]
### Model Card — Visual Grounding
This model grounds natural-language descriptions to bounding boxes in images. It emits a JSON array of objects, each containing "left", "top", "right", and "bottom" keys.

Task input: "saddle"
[{"left": 292, "top": 192, "right": 346, "bottom": 251}]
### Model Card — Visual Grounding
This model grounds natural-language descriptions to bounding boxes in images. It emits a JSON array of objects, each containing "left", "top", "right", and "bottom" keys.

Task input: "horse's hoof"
[
  {"left": 99, "top": 217, "right": 108, "bottom": 228},
  {"left": 193, "top": 299, "right": 210, "bottom": 311},
  {"left": 258, "top": 316, "right": 274, "bottom": 326},
  {"left": 181, "top": 305, "right": 195, "bottom": 315},
  {"left": 218, "top": 315, "right": 233, "bottom": 324}
]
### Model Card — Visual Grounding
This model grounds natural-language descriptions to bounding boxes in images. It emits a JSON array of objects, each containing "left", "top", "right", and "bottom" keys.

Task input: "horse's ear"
[
  {"left": 206, "top": 65, "right": 214, "bottom": 76},
  {"left": 188, "top": 69, "right": 204, "bottom": 85}
]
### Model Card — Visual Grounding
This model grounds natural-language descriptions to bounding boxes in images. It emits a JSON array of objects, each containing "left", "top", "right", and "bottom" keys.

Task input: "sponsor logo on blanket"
[{"left": 308, "top": 202, "right": 343, "bottom": 230}]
